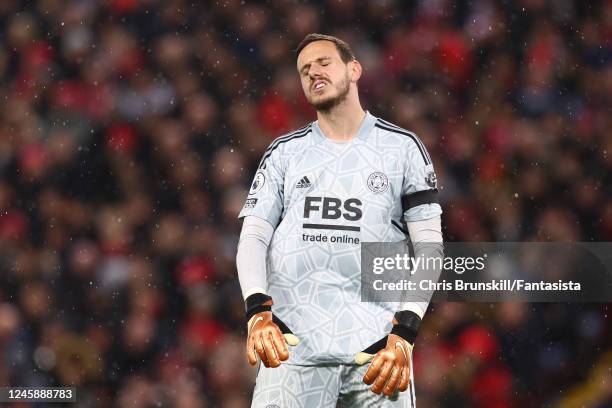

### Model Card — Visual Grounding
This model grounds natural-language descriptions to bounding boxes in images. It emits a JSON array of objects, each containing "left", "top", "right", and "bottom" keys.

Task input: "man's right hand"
[{"left": 245, "top": 294, "right": 299, "bottom": 367}]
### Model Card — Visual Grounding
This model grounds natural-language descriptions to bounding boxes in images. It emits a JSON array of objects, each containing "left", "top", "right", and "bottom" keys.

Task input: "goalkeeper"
[{"left": 237, "top": 33, "right": 443, "bottom": 408}]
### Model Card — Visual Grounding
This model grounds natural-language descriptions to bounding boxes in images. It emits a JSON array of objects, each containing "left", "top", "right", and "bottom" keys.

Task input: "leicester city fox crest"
[
  {"left": 367, "top": 172, "right": 389, "bottom": 193},
  {"left": 425, "top": 170, "right": 437, "bottom": 188}
]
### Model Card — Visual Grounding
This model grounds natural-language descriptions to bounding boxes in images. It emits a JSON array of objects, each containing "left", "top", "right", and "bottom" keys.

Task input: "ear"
[{"left": 349, "top": 60, "right": 362, "bottom": 82}]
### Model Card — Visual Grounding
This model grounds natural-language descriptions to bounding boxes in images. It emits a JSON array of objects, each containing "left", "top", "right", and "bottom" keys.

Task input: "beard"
[{"left": 309, "top": 74, "right": 350, "bottom": 112}]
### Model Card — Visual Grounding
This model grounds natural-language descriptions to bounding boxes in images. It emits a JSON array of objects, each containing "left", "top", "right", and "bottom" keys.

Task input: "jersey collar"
[{"left": 312, "top": 110, "right": 377, "bottom": 142}]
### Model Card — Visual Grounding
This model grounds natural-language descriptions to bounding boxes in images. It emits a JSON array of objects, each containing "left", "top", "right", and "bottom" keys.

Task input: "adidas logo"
[{"left": 296, "top": 176, "right": 311, "bottom": 189}]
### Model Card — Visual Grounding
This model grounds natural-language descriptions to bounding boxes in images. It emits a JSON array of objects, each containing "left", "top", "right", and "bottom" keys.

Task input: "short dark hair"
[{"left": 295, "top": 33, "right": 356, "bottom": 64}]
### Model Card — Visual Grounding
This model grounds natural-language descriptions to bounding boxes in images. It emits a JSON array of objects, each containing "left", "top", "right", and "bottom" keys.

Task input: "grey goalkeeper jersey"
[{"left": 239, "top": 111, "right": 442, "bottom": 365}]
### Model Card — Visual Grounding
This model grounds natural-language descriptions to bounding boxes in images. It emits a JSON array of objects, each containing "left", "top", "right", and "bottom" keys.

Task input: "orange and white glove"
[
  {"left": 355, "top": 311, "right": 419, "bottom": 397},
  {"left": 245, "top": 293, "right": 299, "bottom": 368}
]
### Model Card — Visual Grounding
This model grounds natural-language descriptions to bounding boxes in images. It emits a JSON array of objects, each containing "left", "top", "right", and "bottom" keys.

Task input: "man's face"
[{"left": 297, "top": 40, "right": 352, "bottom": 111}]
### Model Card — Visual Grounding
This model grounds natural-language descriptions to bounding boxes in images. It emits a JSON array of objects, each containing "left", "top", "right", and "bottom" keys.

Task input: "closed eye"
[{"left": 300, "top": 57, "right": 332, "bottom": 76}]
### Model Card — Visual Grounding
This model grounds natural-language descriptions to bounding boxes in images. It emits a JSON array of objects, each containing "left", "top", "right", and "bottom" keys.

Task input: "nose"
[{"left": 309, "top": 65, "right": 323, "bottom": 79}]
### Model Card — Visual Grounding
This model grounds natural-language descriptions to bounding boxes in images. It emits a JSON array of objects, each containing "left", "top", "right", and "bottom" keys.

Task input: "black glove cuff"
[
  {"left": 245, "top": 293, "right": 272, "bottom": 322},
  {"left": 392, "top": 310, "right": 421, "bottom": 345},
  {"left": 390, "top": 325, "right": 418, "bottom": 345}
]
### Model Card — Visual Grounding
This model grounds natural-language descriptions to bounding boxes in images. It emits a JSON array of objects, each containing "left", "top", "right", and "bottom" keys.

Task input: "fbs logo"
[
  {"left": 303, "top": 197, "right": 362, "bottom": 220},
  {"left": 296, "top": 175, "right": 311, "bottom": 189}
]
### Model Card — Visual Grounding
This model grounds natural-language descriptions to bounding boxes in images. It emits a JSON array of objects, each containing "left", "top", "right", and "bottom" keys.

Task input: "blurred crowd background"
[{"left": 0, "top": 0, "right": 611, "bottom": 407}]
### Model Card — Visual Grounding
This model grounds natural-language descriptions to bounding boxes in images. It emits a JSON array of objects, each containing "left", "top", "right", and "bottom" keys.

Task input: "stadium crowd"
[{"left": 0, "top": 0, "right": 610, "bottom": 406}]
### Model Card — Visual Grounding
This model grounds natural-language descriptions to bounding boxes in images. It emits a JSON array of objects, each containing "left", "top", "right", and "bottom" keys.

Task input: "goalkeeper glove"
[
  {"left": 354, "top": 310, "right": 420, "bottom": 396},
  {"left": 245, "top": 293, "right": 299, "bottom": 367}
]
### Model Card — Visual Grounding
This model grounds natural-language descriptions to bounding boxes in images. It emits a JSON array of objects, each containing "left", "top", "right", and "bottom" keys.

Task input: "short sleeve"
[
  {"left": 401, "top": 137, "right": 443, "bottom": 222},
  {"left": 238, "top": 145, "right": 285, "bottom": 228}
]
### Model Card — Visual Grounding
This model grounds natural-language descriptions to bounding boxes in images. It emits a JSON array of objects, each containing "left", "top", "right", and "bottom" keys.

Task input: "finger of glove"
[
  {"left": 246, "top": 335, "right": 259, "bottom": 366},
  {"left": 254, "top": 333, "right": 270, "bottom": 367},
  {"left": 246, "top": 314, "right": 266, "bottom": 365},
  {"left": 383, "top": 366, "right": 401, "bottom": 397},
  {"left": 363, "top": 353, "right": 383, "bottom": 385},
  {"left": 371, "top": 360, "right": 394, "bottom": 395},
  {"left": 270, "top": 326, "right": 289, "bottom": 361},
  {"left": 262, "top": 331, "right": 280, "bottom": 368},
  {"left": 354, "top": 352, "right": 374, "bottom": 366},
  {"left": 398, "top": 360, "right": 410, "bottom": 391}
]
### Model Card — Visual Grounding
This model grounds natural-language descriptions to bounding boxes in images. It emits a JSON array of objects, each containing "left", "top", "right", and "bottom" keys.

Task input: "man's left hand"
[{"left": 356, "top": 333, "right": 413, "bottom": 396}]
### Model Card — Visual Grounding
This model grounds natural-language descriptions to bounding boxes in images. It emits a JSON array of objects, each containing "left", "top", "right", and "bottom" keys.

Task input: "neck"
[{"left": 316, "top": 98, "right": 366, "bottom": 142}]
